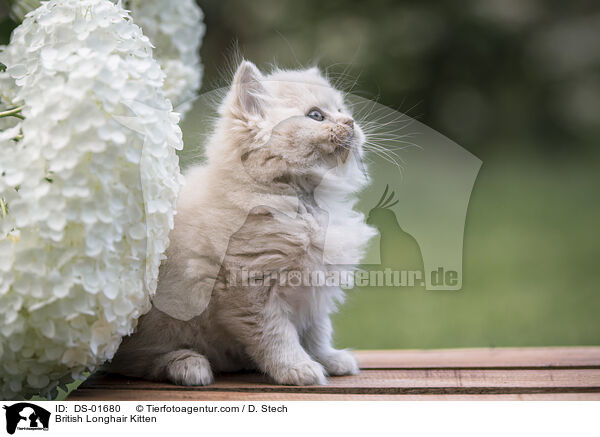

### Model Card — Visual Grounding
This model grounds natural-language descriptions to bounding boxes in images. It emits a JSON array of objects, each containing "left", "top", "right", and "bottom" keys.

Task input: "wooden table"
[{"left": 68, "top": 347, "right": 600, "bottom": 400}]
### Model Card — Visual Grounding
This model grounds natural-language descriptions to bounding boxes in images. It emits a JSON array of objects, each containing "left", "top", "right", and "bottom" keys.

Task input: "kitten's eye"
[{"left": 307, "top": 108, "right": 324, "bottom": 122}]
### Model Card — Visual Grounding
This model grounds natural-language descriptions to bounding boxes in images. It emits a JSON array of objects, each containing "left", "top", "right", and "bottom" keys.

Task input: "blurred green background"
[
  {"left": 1, "top": 0, "right": 598, "bottom": 354},
  {"left": 196, "top": 0, "right": 600, "bottom": 349}
]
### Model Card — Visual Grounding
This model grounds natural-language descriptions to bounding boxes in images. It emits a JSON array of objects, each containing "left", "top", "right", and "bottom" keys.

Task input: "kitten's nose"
[{"left": 341, "top": 117, "right": 354, "bottom": 129}]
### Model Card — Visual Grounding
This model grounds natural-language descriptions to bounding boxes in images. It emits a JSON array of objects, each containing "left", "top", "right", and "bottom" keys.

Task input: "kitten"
[{"left": 109, "top": 61, "right": 376, "bottom": 385}]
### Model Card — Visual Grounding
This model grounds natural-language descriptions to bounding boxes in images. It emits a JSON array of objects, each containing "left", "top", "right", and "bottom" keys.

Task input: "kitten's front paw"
[
  {"left": 166, "top": 353, "right": 214, "bottom": 386},
  {"left": 272, "top": 360, "right": 327, "bottom": 386},
  {"left": 321, "top": 350, "right": 359, "bottom": 376}
]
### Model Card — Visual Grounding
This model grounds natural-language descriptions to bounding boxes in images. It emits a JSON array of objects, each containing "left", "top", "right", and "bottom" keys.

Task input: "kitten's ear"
[{"left": 232, "top": 60, "right": 267, "bottom": 117}]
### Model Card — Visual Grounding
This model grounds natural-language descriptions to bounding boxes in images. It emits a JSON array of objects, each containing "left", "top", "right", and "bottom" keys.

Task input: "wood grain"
[
  {"left": 68, "top": 347, "right": 600, "bottom": 401},
  {"left": 68, "top": 390, "right": 600, "bottom": 401},
  {"left": 79, "top": 369, "right": 600, "bottom": 390},
  {"left": 354, "top": 347, "right": 600, "bottom": 369}
]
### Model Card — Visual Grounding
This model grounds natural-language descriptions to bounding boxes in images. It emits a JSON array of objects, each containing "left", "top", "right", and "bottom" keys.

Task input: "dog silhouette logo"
[{"left": 3, "top": 403, "right": 50, "bottom": 434}]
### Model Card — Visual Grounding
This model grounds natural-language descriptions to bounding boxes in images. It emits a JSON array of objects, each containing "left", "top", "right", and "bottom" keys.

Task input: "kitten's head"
[{"left": 212, "top": 61, "right": 364, "bottom": 185}]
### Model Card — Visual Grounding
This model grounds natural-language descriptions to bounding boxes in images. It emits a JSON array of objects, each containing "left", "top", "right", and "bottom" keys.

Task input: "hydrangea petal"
[{"left": 0, "top": 0, "right": 183, "bottom": 400}]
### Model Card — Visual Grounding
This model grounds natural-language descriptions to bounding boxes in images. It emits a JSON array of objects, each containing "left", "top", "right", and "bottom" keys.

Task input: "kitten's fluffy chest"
[
  {"left": 222, "top": 189, "right": 330, "bottom": 274},
  {"left": 222, "top": 185, "right": 371, "bottom": 280}
]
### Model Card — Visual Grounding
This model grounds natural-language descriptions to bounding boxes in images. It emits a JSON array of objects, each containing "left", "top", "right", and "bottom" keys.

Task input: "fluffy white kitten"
[{"left": 110, "top": 61, "right": 376, "bottom": 385}]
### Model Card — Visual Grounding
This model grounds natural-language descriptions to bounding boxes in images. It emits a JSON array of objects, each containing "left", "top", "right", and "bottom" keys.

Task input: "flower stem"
[
  {"left": 0, "top": 106, "right": 24, "bottom": 119},
  {"left": 0, "top": 198, "right": 7, "bottom": 218}
]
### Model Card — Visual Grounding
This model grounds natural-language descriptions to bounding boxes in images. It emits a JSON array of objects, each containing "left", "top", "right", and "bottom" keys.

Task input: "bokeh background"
[
  {"left": 191, "top": 0, "right": 600, "bottom": 349},
  {"left": 1, "top": 0, "right": 598, "bottom": 350}
]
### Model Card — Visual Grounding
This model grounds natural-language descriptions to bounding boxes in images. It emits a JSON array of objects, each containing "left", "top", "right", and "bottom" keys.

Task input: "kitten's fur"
[{"left": 110, "top": 61, "right": 376, "bottom": 385}]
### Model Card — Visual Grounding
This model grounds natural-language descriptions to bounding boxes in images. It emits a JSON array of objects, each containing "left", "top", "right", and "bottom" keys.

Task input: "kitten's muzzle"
[
  {"left": 327, "top": 118, "right": 355, "bottom": 163},
  {"left": 331, "top": 121, "right": 355, "bottom": 145},
  {"left": 341, "top": 118, "right": 354, "bottom": 129}
]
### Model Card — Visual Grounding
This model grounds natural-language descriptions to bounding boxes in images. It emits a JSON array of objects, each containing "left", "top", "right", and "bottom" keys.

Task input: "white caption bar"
[{"left": 1, "top": 401, "right": 598, "bottom": 436}]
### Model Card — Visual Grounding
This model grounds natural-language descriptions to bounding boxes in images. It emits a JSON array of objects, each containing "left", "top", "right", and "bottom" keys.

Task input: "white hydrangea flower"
[
  {"left": 7, "top": 0, "right": 205, "bottom": 118},
  {"left": 0, "top": 0, "right": 183, "bottom": 400},
  {"left": 127, "top": 0, "right": 205, "bottom": 118}
]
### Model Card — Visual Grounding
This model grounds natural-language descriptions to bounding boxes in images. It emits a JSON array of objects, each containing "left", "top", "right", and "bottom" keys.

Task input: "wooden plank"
[
  {"left": 68, "top": 389, "right": 600, "bottom": 401},
  {"left": 69, "top": 347, "right": 600, "bottom": 401},
  {"left": 77, "top": 369, "right": 600, "bottom": 392},
  {"left": 354, "top": 347, "right": 600, "bottom": 369}
]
